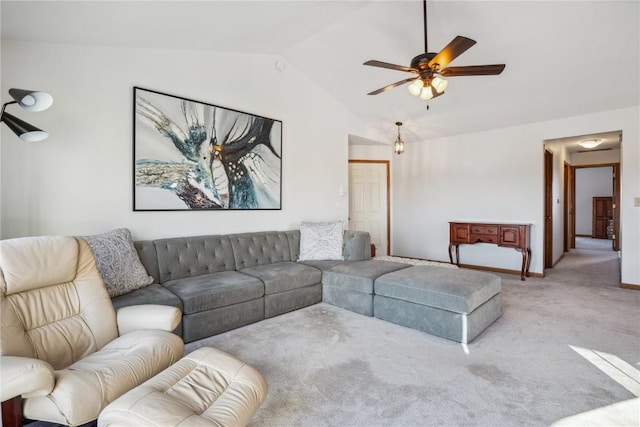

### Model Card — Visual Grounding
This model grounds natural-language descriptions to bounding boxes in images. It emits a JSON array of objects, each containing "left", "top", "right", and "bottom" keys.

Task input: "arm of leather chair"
[
  {"left": 1, "top": 356, "right": 54, "bottom": 401},
  {"left": 116, "top": 304, "right": 181, "bottom": 336}
]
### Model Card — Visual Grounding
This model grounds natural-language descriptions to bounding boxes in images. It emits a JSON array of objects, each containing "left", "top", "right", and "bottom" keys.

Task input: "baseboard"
[
  {"left": 620, "top": 283, "right": 640, "bottom": 291},
  {"left": 457, "top": 263, "right": 543, "bottom": 279}
]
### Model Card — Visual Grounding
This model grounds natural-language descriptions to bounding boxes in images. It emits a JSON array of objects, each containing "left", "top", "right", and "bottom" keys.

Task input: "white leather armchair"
[{"left": 0, "top": 235, "right": 184, "bottom": 426}]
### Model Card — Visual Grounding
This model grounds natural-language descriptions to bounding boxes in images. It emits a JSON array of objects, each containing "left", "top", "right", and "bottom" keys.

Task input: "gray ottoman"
[
  {"left": 322, "top": 260, "right": 410, "bottom": 316},
  {"left": 374, "top": 266, "right": 502, "bottom": 343}
]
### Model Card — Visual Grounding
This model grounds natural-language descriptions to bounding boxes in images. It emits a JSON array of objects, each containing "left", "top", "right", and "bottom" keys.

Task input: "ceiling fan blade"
[
  {"left": 427, "top": 36, "right": 476, "bottom": 70},
  {"left": 439, "top": 64, "right": 506, "bottom": 77},
  {"left": 363, "top": 60, "right": 418, "bottom": 74},
  {"left": 367, "top": 77, "right": 418, "bottom": 95}
]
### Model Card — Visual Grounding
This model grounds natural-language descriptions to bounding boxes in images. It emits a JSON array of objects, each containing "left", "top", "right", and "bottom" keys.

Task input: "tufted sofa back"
[
  {"left": 0, "top": 236, "right": 118, "bottom": 370},
  {"left": 229, "top": 231, "right": 291, "bottom": 270},
  {"left": 154, "top": 235, "right": 236, "bottom": 283},
  {"left": 134, "top": 230, "right": 372, "bottom": 285}
]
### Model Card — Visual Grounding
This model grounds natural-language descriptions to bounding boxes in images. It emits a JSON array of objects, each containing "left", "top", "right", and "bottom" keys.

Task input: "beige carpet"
[{"left": 186, "top": 250, "right": 639, "bottom": 426}]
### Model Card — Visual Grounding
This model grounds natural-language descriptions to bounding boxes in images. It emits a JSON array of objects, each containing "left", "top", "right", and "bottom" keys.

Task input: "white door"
[{"left": 348, "top": 162, "right": 389, "bottom": 256}]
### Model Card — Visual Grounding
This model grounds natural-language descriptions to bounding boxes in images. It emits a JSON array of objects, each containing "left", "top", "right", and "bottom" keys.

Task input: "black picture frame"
[{"left": 133, "top": 87, "right": 282, "bottom": 211}]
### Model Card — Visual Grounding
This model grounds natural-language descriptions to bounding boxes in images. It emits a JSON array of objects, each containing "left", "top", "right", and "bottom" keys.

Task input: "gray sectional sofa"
[{"left": 112, "top": 229, "right": 502, "bottom": 344}]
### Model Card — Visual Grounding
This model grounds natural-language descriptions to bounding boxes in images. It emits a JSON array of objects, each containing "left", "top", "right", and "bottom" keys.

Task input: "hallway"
[{"left": 545, "top": 237, "right": 620, "bottom": 287}]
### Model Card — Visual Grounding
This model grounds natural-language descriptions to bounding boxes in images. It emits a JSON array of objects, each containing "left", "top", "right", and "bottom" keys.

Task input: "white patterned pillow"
[
  {"left": 298, "top": 221, "right": 344, "bottom": 261},
  {"left": 83, "top": 228, "right": 153, "bottom": 297}
]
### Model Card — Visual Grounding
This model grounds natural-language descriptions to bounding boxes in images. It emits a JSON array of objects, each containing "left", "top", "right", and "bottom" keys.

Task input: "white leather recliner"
[{"left": 0, "top": 235, "right": 184, "bottom": 426}]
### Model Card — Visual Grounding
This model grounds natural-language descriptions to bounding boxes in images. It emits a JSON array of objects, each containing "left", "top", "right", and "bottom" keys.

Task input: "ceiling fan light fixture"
[
  {"left": 578, "top": 139, "right": 602, "bottom": 149},
  {"left": 419, "top": 86, "right": 434, "bottom": 100},
  {"left": 408, "top": 79, "right": 424, "bottom": 96},
  {"left": 432, "top": 77, "right": 448, "bottom": 94}
]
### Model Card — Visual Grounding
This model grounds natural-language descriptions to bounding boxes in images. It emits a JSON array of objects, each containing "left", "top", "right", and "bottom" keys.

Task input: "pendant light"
[{"left": 394, "top": 122, "right": 405, "bottom": 154}]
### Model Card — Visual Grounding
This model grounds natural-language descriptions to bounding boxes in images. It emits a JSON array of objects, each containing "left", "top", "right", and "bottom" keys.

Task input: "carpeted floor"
[
  {"left": 186, "top": 249, "right": 639, "bottom": 426},
  {"left": 574, "top": 236, "right": 614, "bottom": 252}
]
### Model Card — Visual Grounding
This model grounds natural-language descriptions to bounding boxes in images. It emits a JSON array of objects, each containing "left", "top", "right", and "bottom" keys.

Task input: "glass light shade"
[
  {"left": 420, "top": 86, "right": 434, "bottom": 100},
  {"left": 9, "top": 88, "right": 53, "bottom": 112},
  {"left": 394, "top": 137, "right": 404, "bottom": 154},
  {"left": 578, "top": 139, "right": 602, "bottom": 149},
  {"left": 407, "top": 79, "right": 423, "bottom": 96},
  {"left": 432, "top": 77, "right": 448, "bottom": 94}
]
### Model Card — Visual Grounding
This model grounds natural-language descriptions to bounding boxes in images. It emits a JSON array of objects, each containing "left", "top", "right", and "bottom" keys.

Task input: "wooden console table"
[{"left": 448, "top": 222, "right": 531, "bottom": 280}]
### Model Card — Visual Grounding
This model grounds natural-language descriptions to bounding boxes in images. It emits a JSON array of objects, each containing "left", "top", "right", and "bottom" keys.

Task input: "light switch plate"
[{"left": 635, "top": 197, "right": 640, "bottom": 207}]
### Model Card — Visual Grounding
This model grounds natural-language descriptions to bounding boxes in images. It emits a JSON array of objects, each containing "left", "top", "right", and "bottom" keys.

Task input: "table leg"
[
  {"left": 448, "top": 243, "right": 454, "bottom": 264},
  {"left": 519, "top": 248, "right": 527, "bottom": 281},
  {"left": 525, "top": 247, "right": 532, "bottom": 277}
]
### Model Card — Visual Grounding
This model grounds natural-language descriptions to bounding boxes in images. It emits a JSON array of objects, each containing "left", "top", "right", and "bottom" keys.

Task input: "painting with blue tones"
[{"left": 133, "top": 87, "right": 282, "bottom": 211}]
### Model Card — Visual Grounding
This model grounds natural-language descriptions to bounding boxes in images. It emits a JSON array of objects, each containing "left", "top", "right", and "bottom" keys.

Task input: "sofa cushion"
[
  {"left": 240, "top": 261, "right": 321, "bottom": 295},
  {"left": 110, "top": 284, "right": 183, "bottom": 311},
  {"left": 83, "top": 228, "right": 154, "bottom": 297},
  {"left": 374, "top": 266, "right": 501, "bottom": 314},
  {"left": 298, "top": 221, "right": 344, "bottom": 261},
  {"left": 299, "top": 260, "right": 348, "bottom": 271},
  {"left": 154, "top": 235, "right": 235, "bottom": 283},
  {"left": 322, "top": 260, "right": 410, "bottom": 294},
  {"left": 228, "top": 231, "right": 291, "bottom": 269},
  {"left": 162, "top": 271, "right": 264, "bottom": 315}
]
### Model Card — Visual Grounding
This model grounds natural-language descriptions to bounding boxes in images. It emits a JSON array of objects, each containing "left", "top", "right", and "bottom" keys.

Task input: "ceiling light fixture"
[
  {"left": 578, "top": 139, "right": 602, "bottom": 149},
  {"left": 364, "top": 0, "right": 505, "bottom": 100},
  {"left": 394, "top": 121, "right": 405, "bottom": 154},
  {"left": 409, "top": 76, "right": 448, "bottom": 100},
  {"left": 1, "top": 88, "right": 53, "bottom": 142}
]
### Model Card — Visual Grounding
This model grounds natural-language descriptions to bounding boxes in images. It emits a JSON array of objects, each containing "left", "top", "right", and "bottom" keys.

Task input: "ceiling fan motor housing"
[{"left": 410, "top": 53, "right": 438, "bottom": 71}]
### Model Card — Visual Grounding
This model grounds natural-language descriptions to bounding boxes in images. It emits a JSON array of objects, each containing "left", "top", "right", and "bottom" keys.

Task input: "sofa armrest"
[
  {"left": 1, "top": 356, "right": 54, "bottom": 401},
  {"left": 117, "top": 304, "right": 181, "bottom": 336}
]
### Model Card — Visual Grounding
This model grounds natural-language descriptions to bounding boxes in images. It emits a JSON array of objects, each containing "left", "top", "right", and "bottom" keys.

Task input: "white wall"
[
  {"left": 1, "top": 41, "right": 350, "bottom": 240},
  {"left": 388, "top": 106, "right": 639, "bottom": 285},
  {"left": 2, "top": 41, "right": 639, "bottom": 286},
  {"left": 571, "top": 149, "right": 621, "bottom": 166},
  {"left": 575, "top": 167, "right": 613, "bottom": 235}
]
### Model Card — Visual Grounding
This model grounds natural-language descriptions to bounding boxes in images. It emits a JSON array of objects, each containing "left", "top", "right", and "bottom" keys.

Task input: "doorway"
[
  {"left": 348, "top": 160, "right": 390, "bottom": 256},
  {"left": 544, "top": 149, "right": 553, "bottom": 269},
  {"left": 572, "top": 164, "right": 619, "bottom": 251},
  {"left": 543, "top": 130, "right": 621, "bottom": 286}
]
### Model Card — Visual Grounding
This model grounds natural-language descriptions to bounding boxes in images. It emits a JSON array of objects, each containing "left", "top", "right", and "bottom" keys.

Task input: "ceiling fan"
[{"left": 364, "top": 0, "right": 505, "bottom": 100}]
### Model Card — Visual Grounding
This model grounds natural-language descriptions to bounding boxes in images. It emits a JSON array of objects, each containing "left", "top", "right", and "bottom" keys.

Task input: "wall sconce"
[
  {"left": 1, "top": 88, "right": 53, "bottom": 142},
  {"left": 394, "top": 121, "right": 405, "bottom": 154}
]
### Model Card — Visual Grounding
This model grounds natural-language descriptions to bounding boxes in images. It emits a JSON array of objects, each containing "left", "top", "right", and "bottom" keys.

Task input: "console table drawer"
[
  {"left": 470, "top": 225, "right": 497, "bottom": 235},
  {"left": 469, "top": 234, "right": 498, "bottom": 244}
]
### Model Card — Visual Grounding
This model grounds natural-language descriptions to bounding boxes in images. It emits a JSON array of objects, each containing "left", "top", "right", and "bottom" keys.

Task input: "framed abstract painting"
[{"left": 133, "top": 87, "right": 282, "bottom": 210}]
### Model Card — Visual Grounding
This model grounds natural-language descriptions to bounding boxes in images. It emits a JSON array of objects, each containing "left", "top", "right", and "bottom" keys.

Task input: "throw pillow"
[
  {"left": 82, "top": 228, "right": 154, "bottom": 297},
  {"left": 298, "top": 220, "right": 344, "bottom": 261}
]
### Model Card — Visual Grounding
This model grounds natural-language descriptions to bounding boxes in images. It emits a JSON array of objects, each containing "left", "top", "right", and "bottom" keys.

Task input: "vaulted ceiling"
[{"left": 2, "top": 1, "right": 639, "bottom": 144}]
